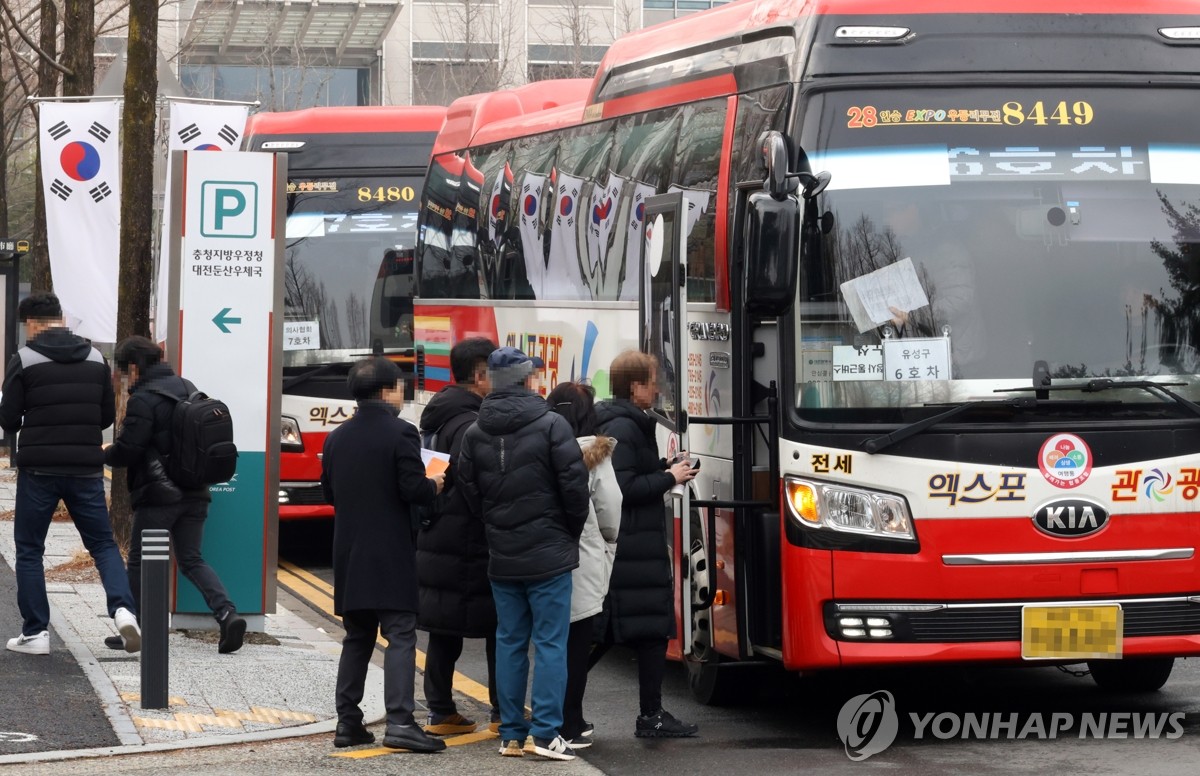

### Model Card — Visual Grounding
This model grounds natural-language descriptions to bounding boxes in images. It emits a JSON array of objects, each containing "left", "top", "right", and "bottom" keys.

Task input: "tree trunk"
[
  {"left": 111, "top": 0, "right": 159, "bottom": 548},
  {"left": 61, "top": 0, "right": 94, "bottom": 99},
  {"left": 0, "top": 54, "right": 8, "bottom": 238},
  {"left": 29, "top": 0, "right": 58, "bottom": 293}
]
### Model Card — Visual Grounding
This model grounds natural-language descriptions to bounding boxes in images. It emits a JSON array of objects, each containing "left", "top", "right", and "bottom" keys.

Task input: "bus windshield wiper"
[
  {"left": 996, "top": 379, "right": 1200, "bottom": 420},
  {"left": 863, "top": 397, "right": 1039, "bottom": 455}
]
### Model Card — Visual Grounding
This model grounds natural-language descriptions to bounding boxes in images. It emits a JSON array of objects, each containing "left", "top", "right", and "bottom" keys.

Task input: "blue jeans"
[
  {"left": 14, "top": 471, "right": 136, "bottom": 635},
  {"left": 491, "top": 571, "right": 572, "bottom": 742}
]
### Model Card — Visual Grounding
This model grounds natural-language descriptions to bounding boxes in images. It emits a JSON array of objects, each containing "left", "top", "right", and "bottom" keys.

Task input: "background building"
[{"left": 158, "top": 0, "right": 729, "bottom": 110}]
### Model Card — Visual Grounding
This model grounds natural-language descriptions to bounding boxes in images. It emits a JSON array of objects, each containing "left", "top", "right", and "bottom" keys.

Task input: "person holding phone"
[{"left": 593, "top": 350, "right": 699, "bottom": 738}]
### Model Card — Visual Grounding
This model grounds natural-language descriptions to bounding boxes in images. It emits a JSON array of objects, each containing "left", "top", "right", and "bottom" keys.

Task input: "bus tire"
[
  {"left": 685, "top": 653, "right": 742, "bottom": 706},
  {"left": 1087, "top": 657, "right": 1175, "bottom": 693}
]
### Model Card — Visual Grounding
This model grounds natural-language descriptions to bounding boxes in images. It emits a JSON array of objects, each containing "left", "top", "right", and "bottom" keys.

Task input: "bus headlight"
[
  {"left": 281, "top": 416, "right": 304, "bottom": 452},
  {"left": 785, "top": 477, "right": 915, "bottom": 540}
]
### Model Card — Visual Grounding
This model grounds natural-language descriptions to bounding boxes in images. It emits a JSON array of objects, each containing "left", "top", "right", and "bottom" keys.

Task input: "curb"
[{"left": 0, "top": 597, "right": 385, "bottom": 766}]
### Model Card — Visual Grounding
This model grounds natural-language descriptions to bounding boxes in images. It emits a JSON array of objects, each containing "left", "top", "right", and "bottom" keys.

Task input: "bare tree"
[
  {"left": 414, "top": 0, "right": 523, "bottom": 105},
  {"left": 111, "top": 0, "right": 159, "bottom": 545},
  {"left": 534, "top": 0, "right": 603, "bottom": 81},
  {"left": 28, "top": 0, "right": 57, "bottom": 292},
  {"left": 61, "top": 0, "right": 95, "bottom": 97}
]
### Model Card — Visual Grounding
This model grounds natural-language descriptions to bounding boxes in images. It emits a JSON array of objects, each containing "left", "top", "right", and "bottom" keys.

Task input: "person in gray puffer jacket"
[
  {"left": 547, "top": 381, "right": 621, "bottom": 747},
  {"left": 457, "top": 347, "right": 590, "bottom": 760}
]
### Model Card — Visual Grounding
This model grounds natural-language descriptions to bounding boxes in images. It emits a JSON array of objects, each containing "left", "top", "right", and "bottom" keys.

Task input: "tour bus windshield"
[
  {"left": 283, "top": 175, "right": 421, "bottom": 366},
  {"left": 794, "top": 86, "right": 1200, "bottom": 421}
]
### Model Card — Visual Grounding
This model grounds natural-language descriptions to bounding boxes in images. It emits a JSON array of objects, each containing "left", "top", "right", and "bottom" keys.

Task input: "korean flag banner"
[
  {"left": 155, "top": 102, "right": 250, "bottom": 338},
  {"left": 39, "top": 100, "right": 121, "bottom": 342}
]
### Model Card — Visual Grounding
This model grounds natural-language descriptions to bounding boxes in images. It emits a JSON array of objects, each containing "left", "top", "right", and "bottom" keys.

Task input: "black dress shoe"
[
  {"left": 334, "top": 721, "right": 375, "bottom": 748},
  {"left": 382, "top": 724, "right": 446, "bottom": 752},
  {"left": 103, "top": 635, "right": 124, "bottom": 651}
]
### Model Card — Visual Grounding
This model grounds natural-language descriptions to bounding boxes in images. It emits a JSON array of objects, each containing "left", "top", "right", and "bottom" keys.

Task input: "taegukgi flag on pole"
[
  {"left": 621, "top": 181, "right": 657, "bottom": 302},
  {"left": 154, "top": 101, "right": 249, "bottom": 338},
  {"left": 547, "top": 170, "right": 588, "bottom": 300},
  {"left": 38, "top": 100, "right": 121, "bottom": 342},
  {"left": 517, "top": 171, "right": 549, "bottom": 298}
]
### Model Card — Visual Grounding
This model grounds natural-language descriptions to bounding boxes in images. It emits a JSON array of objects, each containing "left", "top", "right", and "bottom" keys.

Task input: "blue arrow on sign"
[{"left": 213, "top": 307, "right": 242, "bottom": 333}]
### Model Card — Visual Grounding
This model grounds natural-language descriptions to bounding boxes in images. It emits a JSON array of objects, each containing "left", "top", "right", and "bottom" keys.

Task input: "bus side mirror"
[{"left": 744, "top": 190, "right": 800, "bottom": 316}]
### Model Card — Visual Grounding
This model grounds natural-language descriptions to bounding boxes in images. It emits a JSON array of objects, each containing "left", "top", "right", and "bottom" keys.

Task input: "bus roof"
[
  {"left": 245, "top": 105, "right": 447, "bottom": 136},
  {"left": 432, "top": 0, "right": 1200, "bottom": 155},
  {"left": 590, "top": 0, "right": 1200, "bottom": 106},
  {"left": 433, "top": 80, "right": 592, "bottom": 156}
]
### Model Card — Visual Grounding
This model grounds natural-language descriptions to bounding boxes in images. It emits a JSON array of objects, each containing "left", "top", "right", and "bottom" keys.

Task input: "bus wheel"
[
  {"left": 685, "top": 652, "right": 743, "bottom": 706},
  {"left": 685, "top": 529, "right": 742, "bottom": 706},
  {"left": 1087, "top": 658, "right": 1175, "bottom": 692}
]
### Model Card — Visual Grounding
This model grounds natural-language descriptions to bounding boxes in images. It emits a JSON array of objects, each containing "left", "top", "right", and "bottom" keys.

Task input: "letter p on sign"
[{"left": 201, "top": 181, "right": 258, "bottom": 238}]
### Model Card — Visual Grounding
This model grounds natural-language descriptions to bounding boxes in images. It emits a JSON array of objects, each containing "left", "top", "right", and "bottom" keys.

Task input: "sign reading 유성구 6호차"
[{"left": 164, "top": 150, "right": 285, "bottom": 628}]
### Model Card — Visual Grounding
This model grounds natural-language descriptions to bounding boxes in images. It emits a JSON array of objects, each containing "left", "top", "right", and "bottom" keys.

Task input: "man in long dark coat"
[{"left": 321, "top": 357, "right": 446, "bottom": 752}]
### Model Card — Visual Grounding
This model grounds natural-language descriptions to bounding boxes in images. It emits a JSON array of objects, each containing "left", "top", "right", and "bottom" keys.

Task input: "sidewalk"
[{"left": 0, "top": 460, "right": 381, "bottom": 765}]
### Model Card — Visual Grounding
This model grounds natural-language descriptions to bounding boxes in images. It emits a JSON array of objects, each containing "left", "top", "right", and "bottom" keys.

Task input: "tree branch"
[{"left": 0, "top": 0, "right": 72, "bottom": 77}]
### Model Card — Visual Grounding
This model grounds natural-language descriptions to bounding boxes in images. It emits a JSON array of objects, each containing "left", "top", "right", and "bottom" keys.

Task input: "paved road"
[
  {"left": 279, "top": 520, "right": 1200, "bottom": 776},
  {"left": 0, "top": 557, "right": 120, "bottom": 756}
]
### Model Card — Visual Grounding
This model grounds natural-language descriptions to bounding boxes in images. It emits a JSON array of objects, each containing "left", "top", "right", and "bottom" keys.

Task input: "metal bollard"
[{"left": 140, "top": 529, "right": 171, "bottom": 710}]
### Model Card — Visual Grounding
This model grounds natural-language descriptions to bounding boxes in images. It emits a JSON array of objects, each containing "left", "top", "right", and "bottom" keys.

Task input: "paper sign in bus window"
[
  {"left": 839, "top": 257, "right": 930, "bottom": 333},
  {"left": 840, "top": 256, "right": 931, "bottom": 333}
]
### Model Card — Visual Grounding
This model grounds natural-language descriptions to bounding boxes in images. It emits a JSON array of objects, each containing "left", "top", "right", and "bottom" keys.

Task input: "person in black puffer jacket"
[
  {"left": 0, "top": 293, "right": 139, "bottom": 657},
  {"left": 593, "top": 349, "right": 699, "bottom": 739},
  {"left": 457, "top": 347, "right": 590, "bottom": 760},
  {"left": 105, "top": 336, "right": 246, "bottom": 655},
  {"left": 416, "top": 336, "right": 498, "bottom": 736}
]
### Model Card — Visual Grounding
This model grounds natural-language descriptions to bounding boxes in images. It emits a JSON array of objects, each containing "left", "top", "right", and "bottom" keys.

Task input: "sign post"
[{"left": 165, "top": 150, "right": 283, "bottom": 629}]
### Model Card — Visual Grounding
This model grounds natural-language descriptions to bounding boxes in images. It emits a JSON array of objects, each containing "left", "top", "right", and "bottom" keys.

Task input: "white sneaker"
[
  {"left": 6, "top": 630, "right": 49, "bottom": 655},
  {"left": 114, "top": 608, "right": 141, "bottom": 653},
  {"left": 530, "top": 735, "right": 576, "bottom": 761}
]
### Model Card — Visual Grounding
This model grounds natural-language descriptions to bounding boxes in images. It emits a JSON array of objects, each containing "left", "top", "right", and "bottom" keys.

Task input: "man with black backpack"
[
  {"left": 416, "top": 337, "right": 499, "bottom": 736},
  {"left": 104, "top": 335, "right": 246, "bottom": 654}
]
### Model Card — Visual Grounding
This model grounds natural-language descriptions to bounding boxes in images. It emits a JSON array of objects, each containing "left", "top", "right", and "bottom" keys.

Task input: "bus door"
[{"left": 638, "top": 192, "right": 696, "bottom": 652}]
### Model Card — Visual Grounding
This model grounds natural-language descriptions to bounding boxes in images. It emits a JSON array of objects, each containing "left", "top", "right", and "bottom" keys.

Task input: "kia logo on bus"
[{"left": 1032, "top": 498, "right": 1109, "bottom": 538}]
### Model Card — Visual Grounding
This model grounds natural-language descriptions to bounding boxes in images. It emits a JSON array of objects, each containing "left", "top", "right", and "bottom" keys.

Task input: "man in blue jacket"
[{"left": 457, "top": 347, "right": 590, "bottom": 761}]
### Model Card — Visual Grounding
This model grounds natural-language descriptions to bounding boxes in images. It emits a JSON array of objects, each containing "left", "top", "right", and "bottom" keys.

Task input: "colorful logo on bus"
[
  {"left": 1039, "top": 433, "right": 1092, "bottom": 489},
  {"left": 1143, "top": 468, "right": 1175, "bottom": 502}
]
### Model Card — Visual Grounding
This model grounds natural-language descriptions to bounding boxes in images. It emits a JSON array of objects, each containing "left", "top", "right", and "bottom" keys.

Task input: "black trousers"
[
  {"left": 423, "top": 631, "right": 498, "bottom": 718},
  {"left": 126, "top": 500, "right": 232, "bottom": 617},
  {"left": 337, "top": 609, "right": 417, "bottom": 728},
  {"left": 562, "top": 615, "right": 596, "bottom": 738},
  {"left": 589, "top": 627, "right": 668, "bottom": 718}
]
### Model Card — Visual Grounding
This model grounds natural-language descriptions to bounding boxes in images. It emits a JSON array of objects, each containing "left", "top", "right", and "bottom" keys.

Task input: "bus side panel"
[
  {"left": 412, "top": 304, "right": 503, "bottom": 388},
  {"left": 780, "top": 540, "right": 841, "bottom": 670}
]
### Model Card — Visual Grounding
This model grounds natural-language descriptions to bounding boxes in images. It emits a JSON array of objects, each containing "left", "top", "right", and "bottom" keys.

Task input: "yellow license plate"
[{"left": 1021, "top": 605, "right": 1123, "bottom": 660}]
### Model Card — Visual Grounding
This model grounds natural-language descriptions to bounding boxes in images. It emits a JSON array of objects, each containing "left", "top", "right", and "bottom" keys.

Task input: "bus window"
[
  {"left": 795, "top": 86, "right": 1200, "bottom": 419},
  {"left": 283, "top": 174, "right": 421, "bottom": 360},
  {"left": 371, "top": 247, "right": 415, "bottom": 350}
]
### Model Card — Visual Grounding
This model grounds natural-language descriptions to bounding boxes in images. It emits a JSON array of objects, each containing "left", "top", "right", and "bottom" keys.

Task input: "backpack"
[
  {"left": 417, "top": 410, "right": 476, "bottom": 530},
  {"left": 151, "top": 383, "right": 238, "bottom": 489}
]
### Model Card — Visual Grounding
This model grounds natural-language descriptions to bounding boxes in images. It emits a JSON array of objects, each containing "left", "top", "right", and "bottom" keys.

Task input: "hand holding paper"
[
  {"left": 839, "top": 257, "right": 930, "bottom": 333},
  {"left": 421, "top": 448, "right": 451, "bottom": 477}
]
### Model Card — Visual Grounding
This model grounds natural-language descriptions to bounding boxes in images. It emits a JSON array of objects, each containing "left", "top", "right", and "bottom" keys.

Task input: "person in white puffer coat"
[{"left": 547, "top": 381, "right": 622, "bottom": 748}]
